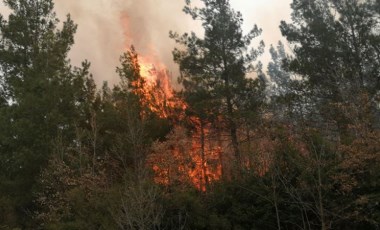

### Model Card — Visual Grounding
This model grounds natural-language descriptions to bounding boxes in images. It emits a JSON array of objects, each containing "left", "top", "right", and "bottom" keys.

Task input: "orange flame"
[
  {"left": 122, "top": 15, "right": 222, "bottom": 190},
  {"left": 129, "top": 56, "right": 223, "bottom": 190},
  {"left": 138, "top": 57, "right": 173, "bottom": 97}
]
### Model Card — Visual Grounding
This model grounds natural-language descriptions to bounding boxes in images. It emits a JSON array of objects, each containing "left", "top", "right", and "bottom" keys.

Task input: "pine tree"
[
  {"left": 280, "top": 0, "right": 380, "bottom": 139},
  {"left": 0, "top": 0, "right": 91, "bottom": 226},
  {"left": 171, "top": 0, "right": 264, "bottom": 170},
  {"left": 267, "top": 41, "right": 291, "bottom": 97}
]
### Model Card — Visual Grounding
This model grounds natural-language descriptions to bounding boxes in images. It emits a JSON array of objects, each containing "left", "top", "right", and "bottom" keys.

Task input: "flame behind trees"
[
  {"left": 119, "top": 47, "right": 224, "bottom": 190},
  {"left": 145, "top": 0, "right": 380, "bottom": 226},
  {"left": 121, "top": 0, "right": 267, "bottom": 189},
  {"left": 117, "top": 46, "right": 184, "bottom": 119},
  {"left": 147, "top": 0, "right": 268, "bottom": 189},
  {"left": 170, "top": 0, "right": 265, "bottom": 176}
]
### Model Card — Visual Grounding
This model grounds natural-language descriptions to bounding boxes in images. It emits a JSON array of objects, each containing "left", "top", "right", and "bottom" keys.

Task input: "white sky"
[{"left": 1, "top": 0, "right": 292, "bottom": 85}]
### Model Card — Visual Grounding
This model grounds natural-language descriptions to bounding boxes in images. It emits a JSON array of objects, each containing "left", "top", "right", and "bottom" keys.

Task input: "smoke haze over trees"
[
  {"left": 0, "top": 0, "right": 379, "bottom": 229},
  {"left": 50, "top": 0, "right": 292, "bottom": 85}
]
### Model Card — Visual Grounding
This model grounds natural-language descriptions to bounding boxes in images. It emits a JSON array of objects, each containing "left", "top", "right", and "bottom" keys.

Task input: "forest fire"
[
  {"left": 3, "top": 0, "right": 378, "bottom": 228},
  {"left": 138, "top": 57, "right": 171, "bottom": 93},
  {"left": 121, "top": 11, "right": 184, "bottom": 118},
  {"left": 137, "top": 57, "right": 182, "bottom": 118},
  {"left": 148, "top": 125, "right": 224, "bottom": 191},
  {"left": 128, "top": 52, "right": 224, "bottom": 190},
  {"left": 120, "top": 9, "right": 266, "bottom": 192}
]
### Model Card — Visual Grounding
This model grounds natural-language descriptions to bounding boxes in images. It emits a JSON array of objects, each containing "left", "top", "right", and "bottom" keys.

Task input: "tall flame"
[
  {"left": 122, "top": 16, "right": 223, "bottom": 191},
  {"left": 139, "top": 60, "right": 181, "bottom": 118},
  {"left": 133, "top": 54, "right": 224, "bottom": 190},
  {"left": 138, "top": 56, "right": 173, "bottom": 98}
]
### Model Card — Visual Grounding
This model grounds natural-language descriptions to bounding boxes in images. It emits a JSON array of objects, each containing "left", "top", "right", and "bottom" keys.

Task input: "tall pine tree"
[
  {"left": 280, "top": 0, "right": 380, "bottom": 139},
  {"left": 0, "top": 0, "right": 91, "bottom": 226},
  {"left": 171, "top": 0, "right": 264, "bottom": 170}
]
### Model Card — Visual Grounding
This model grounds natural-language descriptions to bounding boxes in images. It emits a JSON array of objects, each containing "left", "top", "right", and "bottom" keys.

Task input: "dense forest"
[{"left": 0, "top": 0, "right": 379, "bottom": 229}]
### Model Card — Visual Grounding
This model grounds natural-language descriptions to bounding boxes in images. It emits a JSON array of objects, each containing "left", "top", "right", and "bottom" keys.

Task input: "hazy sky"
[{"left": 1, "top": 0, "right": 292, "bottom": 85}]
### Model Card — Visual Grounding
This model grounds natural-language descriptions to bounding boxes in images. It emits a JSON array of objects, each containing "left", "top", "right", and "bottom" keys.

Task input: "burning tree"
[{"left": 170, "top": 0, "right": 265, "bottom": 176}]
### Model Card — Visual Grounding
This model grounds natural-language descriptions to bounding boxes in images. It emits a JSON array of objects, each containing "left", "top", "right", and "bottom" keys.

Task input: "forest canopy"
[{"left": 0, "top": 0, "right": 379, "bottom": 229}]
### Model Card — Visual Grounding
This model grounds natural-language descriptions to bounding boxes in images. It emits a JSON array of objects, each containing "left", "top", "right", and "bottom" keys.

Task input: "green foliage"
[
  {"left": 267, "top": 41, "right": 291, "bottom": 97},
  {"left": 0, "top": 0, "right": 94, "bottom": 227},
  {"left": 278, "top": 2, "right": 380, "bottom": 226},
  {"left": 171, "top": 0, "right": 265, "bottom": 171},
  {"left": 280, "top": 0, "right": 380, "bottom": 139},
  {"left": 162, "top": 189, "right": 208, "bottom": 230},
  {"left": 0, "top": 0, "right": 379, "bottom": 229},
  {"left": 34, "top": 154, "right": 118, "bottom": 229}
]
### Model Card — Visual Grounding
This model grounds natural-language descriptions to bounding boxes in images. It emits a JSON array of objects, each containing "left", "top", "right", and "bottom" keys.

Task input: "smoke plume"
[
  {"left": 54, "top": 0, "right": 196, "bottom": 86},
  {"left": 52, "top": 0, "right": 291, "bottom": 85}
]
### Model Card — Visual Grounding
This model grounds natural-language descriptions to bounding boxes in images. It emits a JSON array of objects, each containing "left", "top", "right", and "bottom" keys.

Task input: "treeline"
[{"left": 0, "top": 0, "right": 379, "bottom": 229}]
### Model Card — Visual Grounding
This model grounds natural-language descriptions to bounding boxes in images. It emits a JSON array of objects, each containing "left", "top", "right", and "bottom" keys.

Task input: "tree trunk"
[
  {"left": 318, "top": 161, "right": 327, "bottom": 230},
  {"left": 272, "top": 174, "right": 281, "bottom": 230},
  {"left": 225, "top": 76, "right": 241, "bottom": 168},
  {"left": 222, "top": 55, "right": 241, "bottom": 169},
  {"left": 226, "top": 95, "right": 241, "bottom": 167},
  {"left": 200, "top": 119, "right": 208, "bottom": 191}
]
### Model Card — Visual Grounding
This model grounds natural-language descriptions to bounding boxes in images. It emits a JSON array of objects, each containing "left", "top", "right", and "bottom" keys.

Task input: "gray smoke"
[
  {"left": 1, "top": 0, "right": 291, "bottom": 86},
  {"left": 54, "top": 0, "right": 197, "bottom": 86}
]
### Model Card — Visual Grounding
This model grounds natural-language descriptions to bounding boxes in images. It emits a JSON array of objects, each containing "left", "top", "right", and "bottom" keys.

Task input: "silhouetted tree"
[{"left": 171, "top": 0, "right": 264, "bottom": 171}]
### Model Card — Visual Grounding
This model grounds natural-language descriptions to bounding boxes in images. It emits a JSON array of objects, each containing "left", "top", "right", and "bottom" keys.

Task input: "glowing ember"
[{"left": 148, "top": 123, "right": 224, "bottom": 191}]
